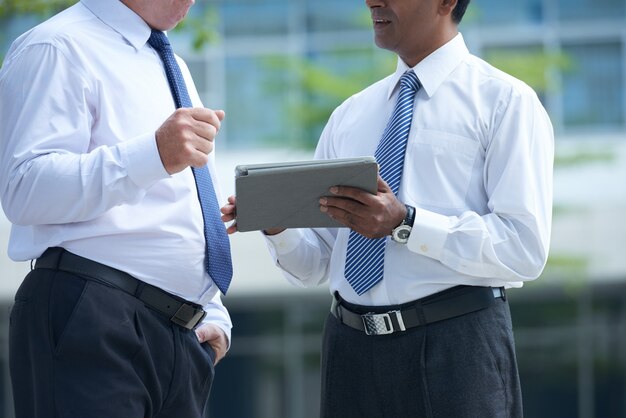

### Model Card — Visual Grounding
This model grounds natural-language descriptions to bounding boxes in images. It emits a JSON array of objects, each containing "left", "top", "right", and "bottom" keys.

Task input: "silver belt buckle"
[
  {"left": 171, "top": 303, "right": 207, "bottom": 330},
  {"left": 361, "top": 310, "right": 406, "bottom": 335}
]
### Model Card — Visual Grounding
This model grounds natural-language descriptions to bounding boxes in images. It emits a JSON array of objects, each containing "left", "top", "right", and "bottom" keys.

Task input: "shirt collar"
[
  {"left": 81, "top": 0, "right": 152, "bottom": 51},
  {"left": 386, "top": 33, "right": 470, "bottom": 100}
]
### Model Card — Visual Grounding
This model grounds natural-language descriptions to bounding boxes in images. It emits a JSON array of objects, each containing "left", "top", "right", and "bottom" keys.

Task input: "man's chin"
[{"left": 373, "top": 37, "right": 394, "bottom": 53}]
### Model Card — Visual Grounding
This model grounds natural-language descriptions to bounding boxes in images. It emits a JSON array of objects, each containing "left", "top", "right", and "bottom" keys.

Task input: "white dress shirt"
[
  {"left": 265, "top": 33, "right": 554, "bottom": 306},
  {"left": 0, "top": 0, "right": 231, "bottom": 335}
]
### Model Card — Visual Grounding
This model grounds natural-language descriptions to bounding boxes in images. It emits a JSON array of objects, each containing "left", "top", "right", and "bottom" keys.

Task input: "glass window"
[
  {"left": 223, "top": 46, "right": 395, "bottom": 150},
  {"left": 219, "top": 1, "right": 290, "bottom": 37},
  {"left": 224, "top": 54, "right": 298, "bottom": 149},
  {"left": 561, "top": 42, "right": 624, "bottom": 130},
  {"left": 0, "top": 15, "right": 41, "bottom": 59},
  {"left": 558, "top": 0, "right": 626, "bottom": 21},
  {"left": 294, "top": 47, "right": 395, "bottom": 148},
  {"left": 469, "top": 0, "right": 544, "bottom": 25},
  {"left": 185, "top": 60, "right": 209, "bottom": 95},
  {"left": 483, "top": 45, "right": 553, "bottom": 99},
  {"left": 306, "top": 1, "right": 367, "bottom": 32}
]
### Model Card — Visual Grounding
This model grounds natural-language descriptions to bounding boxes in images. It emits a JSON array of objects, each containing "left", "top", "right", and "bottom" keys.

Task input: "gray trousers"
[{"left": 320, "top": 297, "right": 523, "bottom": 418}]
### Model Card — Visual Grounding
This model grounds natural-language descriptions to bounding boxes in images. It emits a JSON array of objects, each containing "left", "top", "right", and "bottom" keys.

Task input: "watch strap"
[{"left": 404, "top": 204, "right": 415, "bottom": 227}]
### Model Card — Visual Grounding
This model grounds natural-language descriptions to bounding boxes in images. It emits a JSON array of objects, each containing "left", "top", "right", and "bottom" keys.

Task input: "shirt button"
[{"left": 420, "top": 244, "right": 428, "bottom": 253}]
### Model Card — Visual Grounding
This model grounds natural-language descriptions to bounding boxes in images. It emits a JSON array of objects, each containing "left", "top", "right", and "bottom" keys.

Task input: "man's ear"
[{"left": 439, "top": 0, "right": 458, "bottom": 18}]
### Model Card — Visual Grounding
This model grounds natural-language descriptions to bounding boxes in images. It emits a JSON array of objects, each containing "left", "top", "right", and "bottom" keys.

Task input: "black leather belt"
[
  {"left": 35, "top": 247, "right": 206, "bottom": 330},
  {"left": 331, "top": 285, "right": 505, "bottom": 336}
]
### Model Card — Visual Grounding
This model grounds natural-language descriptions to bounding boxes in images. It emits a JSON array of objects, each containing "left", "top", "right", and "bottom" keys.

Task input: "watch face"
[
  {"left": 397, "top": 229, "right": 410, "bottom": 240},
  {"left": 392, "top": 225, "right": 411, "bottom": 243}
]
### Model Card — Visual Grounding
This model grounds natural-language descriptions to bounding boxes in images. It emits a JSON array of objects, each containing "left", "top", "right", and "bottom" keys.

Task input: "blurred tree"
[
  {"left": 0, "top": 0, "right": 218, "bottom": 63},
  {"left": 486, "top": 49, "right": 572, "bottom": 94},
  {"left": 1, "top": 1, "right": 571, "bottom": 150},
  {"left": 258, "top": 7, "right": 572, "bottom": 150},
  {"left": 257, "top": 9, "right": 396, "bottom": 149},
  {"left": 0, "top": 0, "right": 74, "bottom": 18},
  {"left": 0, "top": 0, "right": 74, "bottom": 63},
  {"left": 261, "top": 51, "right": 396, "bottom": 149}
]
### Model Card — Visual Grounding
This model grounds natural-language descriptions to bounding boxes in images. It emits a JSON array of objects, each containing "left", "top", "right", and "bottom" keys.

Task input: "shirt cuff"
[
  {"left": 119, "top": 132, "right": 169, "bottom": 188},
  {"left": 406, "top": 208, "right": 452, "bottom": 260},
  {"left": 264, "top": 228, "right": 303, "bottom": 255}
]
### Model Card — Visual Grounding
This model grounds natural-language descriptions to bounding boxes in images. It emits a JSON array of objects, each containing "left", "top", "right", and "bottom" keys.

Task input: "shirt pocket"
[{"left": 403, "top": 129, "right": 479, "bottom": 210}]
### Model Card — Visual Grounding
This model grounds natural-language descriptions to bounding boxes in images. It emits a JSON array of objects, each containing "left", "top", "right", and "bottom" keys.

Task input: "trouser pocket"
[{"left": 48, "top": 272, "right": 88, "bottom": 352}]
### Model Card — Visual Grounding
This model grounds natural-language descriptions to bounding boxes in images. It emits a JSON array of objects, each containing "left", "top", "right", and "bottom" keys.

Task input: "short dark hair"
[{"left": 452, "top": 0, "right": 471, "bottom": 24}]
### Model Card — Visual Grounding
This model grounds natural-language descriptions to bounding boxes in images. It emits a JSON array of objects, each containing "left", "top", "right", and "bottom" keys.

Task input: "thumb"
[
  {"left": 195, "top": 325, "right": 217, "bottom": 343},
  {"left": 215, "top": 109, "right": 226, "bottom": 121},
  {"left": 377, "top": 175, "right": 391, "bottom": 193}
]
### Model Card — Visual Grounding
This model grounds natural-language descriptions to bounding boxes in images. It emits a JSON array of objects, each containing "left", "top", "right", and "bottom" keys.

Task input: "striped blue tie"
[
  {"left": 344, "top": 70, "right": 420, "bottom": 295},
  {"left": 148, "top": 30, "right": 233, "bottom": 295}
]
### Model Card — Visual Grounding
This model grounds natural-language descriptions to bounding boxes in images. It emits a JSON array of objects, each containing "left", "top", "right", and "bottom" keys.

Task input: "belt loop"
[
  {"left": 134, "top": 281, "right": 145, "bottom": 298},
  {"left": 55, "top": 248, "right": 65, "bottom": 269},
  {"left": 500, "top": 287, "right": 507, "bottom": 301},
  {"left": 45, "top": 247, "right": 64, "bottom": 270},
  {"left": 414, "top": 300, "right": 426, "bottom": 325},
  {"left": 331, "top": 292, "right": 342, "bottom": 321}
]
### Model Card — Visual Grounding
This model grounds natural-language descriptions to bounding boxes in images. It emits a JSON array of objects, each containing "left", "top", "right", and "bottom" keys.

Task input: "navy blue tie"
[
  {"left": 148, "top": 30, "right": 232, "bottom": 294},
  {"left": 344, "top": 70, "right": 420, "bottom": 295}
]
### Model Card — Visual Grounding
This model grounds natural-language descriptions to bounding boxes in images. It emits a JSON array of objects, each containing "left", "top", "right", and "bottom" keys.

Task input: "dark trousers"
[
  {"left": 320, "top": 297, "right": 523, "bottom": 418},
  {"left": 9, "top": 266, "right": 216, "bottom": 418}
]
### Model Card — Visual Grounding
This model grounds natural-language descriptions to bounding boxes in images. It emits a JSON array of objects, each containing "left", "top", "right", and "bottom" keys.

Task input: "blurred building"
[{"left": 1, "top": 0, "right": 625, "bottom": 417}]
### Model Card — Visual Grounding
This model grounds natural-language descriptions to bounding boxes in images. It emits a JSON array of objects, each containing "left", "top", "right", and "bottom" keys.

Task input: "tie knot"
[
  {"left": 147, "top": 30, "right": 170, "bottom": 52},
  {"left": 400, "top": 70, "right": 420, "bottom": 93}
]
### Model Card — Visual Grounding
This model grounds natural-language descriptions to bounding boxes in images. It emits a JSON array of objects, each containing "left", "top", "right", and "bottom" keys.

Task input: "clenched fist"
[{"left": 156, "top": 108, "right": 225, "bottom": 174}]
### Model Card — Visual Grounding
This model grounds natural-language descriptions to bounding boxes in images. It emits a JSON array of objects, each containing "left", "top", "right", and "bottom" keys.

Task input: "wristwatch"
[{"left": 391, "top": 204, "right": 415, "bottom": 244}]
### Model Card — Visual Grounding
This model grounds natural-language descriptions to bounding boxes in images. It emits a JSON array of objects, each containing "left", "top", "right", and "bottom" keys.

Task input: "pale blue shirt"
[
  {"left": 0, "top": 0, "right": 231, "bottom": 335},
  {"left": 265, "top": 33, "right": 554, "bottom": 306}
]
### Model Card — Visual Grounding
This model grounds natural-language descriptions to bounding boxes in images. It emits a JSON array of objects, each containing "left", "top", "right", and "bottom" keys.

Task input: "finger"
[
  {"left": 329, "top": 185, "right": 375, "bottom": 205},
  {"left": 195, "top": 324, "right": 217, "bottom": 343},
  {"left": 215, "top": 109, "right": 225, "bottom": 121},
  {"left": 186, "top": 139, "right": 213, "bottom": 164},
  {"left": 220, "top": 211, "right": 236, "bottom": 223},
  {"left": 220, "top": 204, "right": 235, "bottom": 216},
  {"left": 323, "top": 205, "right": 380, "bottom": 237},
  {"left": 188, "top": 150, "right": 210, "bottom": 168},
  {"left": 193, "top": 121, "right": 218, "bottom": 143},
  {"left": 190, "top": 108, "right": 222, "bottom": 131},
  {"left": 320, "top": 196, "right": 364, "bottom": 215},
  {"left": 226, "top": 222, "right": 238, "bottom": 235},
  {"left": 196, "top": 325, "right": 228, "bottom": 361},
  {"left": 321, "top": 205, "right": 362, "bottom": 230},
  {"left": 196, "top": 325, "right": 227, "bottom": 353}
]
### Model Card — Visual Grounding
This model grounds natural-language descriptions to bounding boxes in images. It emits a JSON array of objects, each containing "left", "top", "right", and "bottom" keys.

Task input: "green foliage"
[
  {"left": 555, "top": 149, "right": 616, "bottom": 168},
  {"left": 485, "top": 49, "right": 572, "bottom": 93},
  {"left": 0, "top": 0, "right": 76, "bottom": 20},
  {"left": 262, "top": 50, "right": 396, "bottom": 149},
  {"left": 0, "top": 0, "right": 219, "bottom": 63},
  {"left": 0, "top": 0, "right": 75, "bottom": 18},
  {"left": 545, "top": 254, "right": 589, "bottom": 274},
  {"left": 541, "top": 253, "right": 590, "bottom": 293},
  {"left": 0, "top": 0, "right": 75, "bottom": 63},
  {"left": 172, "top": 6, "right": 220, "bottom": 51}
]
